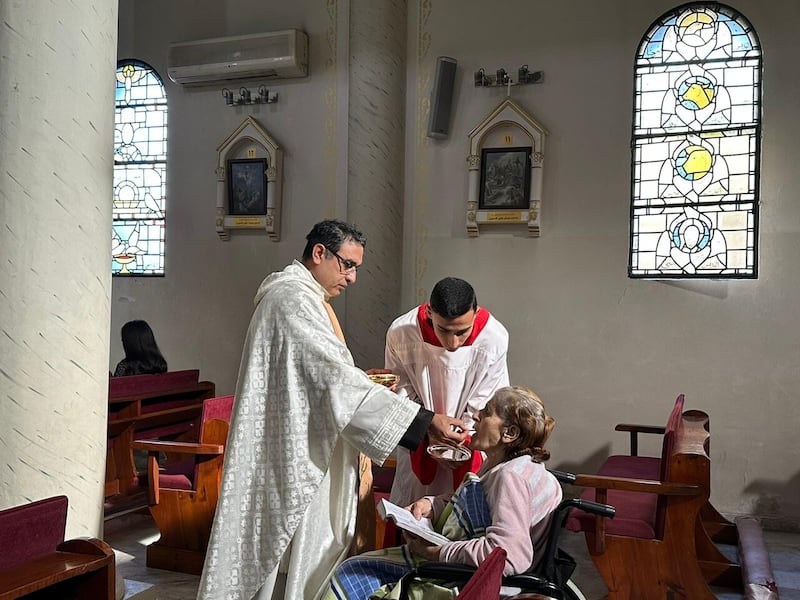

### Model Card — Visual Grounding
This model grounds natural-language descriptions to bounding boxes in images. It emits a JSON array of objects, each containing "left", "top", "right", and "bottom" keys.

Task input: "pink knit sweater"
[{"left": 432, "top": 456, "right": 562, "bottom": 576}]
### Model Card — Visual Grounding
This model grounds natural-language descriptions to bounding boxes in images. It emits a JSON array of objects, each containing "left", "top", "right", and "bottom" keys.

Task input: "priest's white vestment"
[
  {"left": 385, "top": 304, "right": 510, "bottom": 506},
  {"left": 198, "top": 260, "right": 421, "bottom": 600}
]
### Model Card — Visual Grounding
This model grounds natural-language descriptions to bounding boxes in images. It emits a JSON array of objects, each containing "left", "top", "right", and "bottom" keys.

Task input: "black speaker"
[{"left": 427, "top": 56, "right": 457, "bottom": 139}]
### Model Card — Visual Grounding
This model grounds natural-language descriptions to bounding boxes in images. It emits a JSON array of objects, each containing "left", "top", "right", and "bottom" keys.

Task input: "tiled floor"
[
  {"left": 106, "top": 512, "right": 800, "bottom": 599},
  {"left": 106, "top": 513, "right": 200, "bottom": 600}
]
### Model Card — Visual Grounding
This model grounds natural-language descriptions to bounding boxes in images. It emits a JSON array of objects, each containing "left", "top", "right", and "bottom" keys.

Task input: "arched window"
[
  {"left": 629, "top": 3, "right": 761, "bottom": 278},
  {"left": 112, "top": 60, "right": 167, "bottom": 276}
]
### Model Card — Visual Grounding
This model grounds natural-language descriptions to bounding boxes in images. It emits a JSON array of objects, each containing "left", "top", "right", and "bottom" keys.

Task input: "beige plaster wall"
[
  {"left": 404, "top": 0, "right": 800, "bottom": 527},
  {"left": 115, "top": 0, "right": 800, "bottom": 526},
  {"left": 112, "top": 0, "right": 347, "bottom": 394}
]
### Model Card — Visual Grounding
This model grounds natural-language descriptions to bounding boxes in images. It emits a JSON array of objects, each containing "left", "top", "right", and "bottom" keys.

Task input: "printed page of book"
[{"left": 376, "top": 498, "right": 450, "bottom": 545}]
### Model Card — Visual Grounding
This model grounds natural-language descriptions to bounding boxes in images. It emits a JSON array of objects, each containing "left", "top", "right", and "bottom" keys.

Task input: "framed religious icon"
[
  {"left": 478, "top": 146, "right": 532, "bottom": 210},
  {"left": 216, "top": 117, "right": 283, "bottom": 241},
  {"left": 227, "top": 158, "right": 268, "bottom": 215},
  {"left": 466, "top": 99, "right": 546, "bottom": 236}
]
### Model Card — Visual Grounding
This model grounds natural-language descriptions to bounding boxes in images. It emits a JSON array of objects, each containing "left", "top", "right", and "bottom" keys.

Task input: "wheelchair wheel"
[{"left": 563, "top": 579, "right": 587, "bottom": 600}]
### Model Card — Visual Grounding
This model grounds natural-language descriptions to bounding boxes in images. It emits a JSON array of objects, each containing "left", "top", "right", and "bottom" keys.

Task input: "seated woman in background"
[
  {"left": 326, "top": 386, "right": 562, "bottom": 600},
  {"left": 113, "top": 319, "right": 168, "bottom": 376}
]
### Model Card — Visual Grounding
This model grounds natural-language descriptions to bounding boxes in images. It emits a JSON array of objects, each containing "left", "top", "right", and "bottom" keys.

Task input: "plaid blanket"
[{"left": 326, "top": 473, "right": 491, "bottom": 600}]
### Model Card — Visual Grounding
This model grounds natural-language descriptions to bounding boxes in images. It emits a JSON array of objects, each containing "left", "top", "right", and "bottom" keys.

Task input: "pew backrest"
[
  {"left": 105, "top": 370, "right": 216, "bottom": 507},
  {"left": 0, "top": 496, "right": 67, "bottom": 571}
]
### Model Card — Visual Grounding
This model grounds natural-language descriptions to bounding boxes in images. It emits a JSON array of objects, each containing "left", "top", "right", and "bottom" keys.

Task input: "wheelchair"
[{"left": 401, "top": 470, "right": 615, "bottom": 600}]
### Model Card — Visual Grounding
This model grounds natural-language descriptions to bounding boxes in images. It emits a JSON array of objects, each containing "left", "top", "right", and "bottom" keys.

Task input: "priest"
[{"left": 198, "top": 219, "right": 466, "bottom": 600}]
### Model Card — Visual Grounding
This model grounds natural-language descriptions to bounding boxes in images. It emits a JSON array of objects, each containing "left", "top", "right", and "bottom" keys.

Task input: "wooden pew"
[
  {"left": 0, "top": 496, "right": 115, "bottom": 600},
  {"left": 605, "top": 394, "right": 737, "bottom": 546},
  {"left": 105, "top": 370, "right": 215, "bottom": 518},
  {"left": 597, "top": 394, "right": 738, "bottom": 545},
  {"left": 353, "top": 454, "right": 397, "bottom": 554},
  {"left": 132, "top": 395, "right": 234, "bottom": 574},
  {"left": 567, "top": 406, "right": 777, "bottom": 599}
]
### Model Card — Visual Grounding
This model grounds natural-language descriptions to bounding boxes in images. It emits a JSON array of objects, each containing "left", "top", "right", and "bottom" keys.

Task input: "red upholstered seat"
[
  {"left": 568, "top": 394, "right": 685, "bottom": 540},
  {"left": 561, "top": 398, "right": 756, "bottom": 600},
  {"left": 154, "top": 457, "right": 196, "bottom": 490},
  {"left": 153, "top": 395, "right": 235, "bottom": 492},
  {"left": 594, "top": 455, "right": 660, "bottom": 480}
]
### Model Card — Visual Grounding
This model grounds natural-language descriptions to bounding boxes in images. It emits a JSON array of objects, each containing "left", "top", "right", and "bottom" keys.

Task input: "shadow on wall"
[
  {"left": 745, "top": 470, "right": 800, "bottom": 532},
  {"left": 660, "top": 279, "right": 730, "bottom": 300},
  {"left": 552, "top": 443, "right": 613, "bottom": 496}
]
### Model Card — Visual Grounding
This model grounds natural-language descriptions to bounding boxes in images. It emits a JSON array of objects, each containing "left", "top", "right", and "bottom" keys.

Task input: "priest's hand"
[{"left": 428, "top": 414, "right": 468, "bottom": 445}]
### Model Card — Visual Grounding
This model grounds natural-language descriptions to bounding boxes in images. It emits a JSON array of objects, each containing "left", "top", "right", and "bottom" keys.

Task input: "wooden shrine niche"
[
  {"left": 466, "top": 98, "right": 547, "bottom": 236},
  {"left": 216, "top": 116, "right": 283, "bottom": 241}
]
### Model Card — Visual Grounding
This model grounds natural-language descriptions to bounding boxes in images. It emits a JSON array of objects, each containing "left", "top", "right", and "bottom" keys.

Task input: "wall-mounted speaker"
[{"left": 427, "top": 56, "right": 457, "bottom": 139}]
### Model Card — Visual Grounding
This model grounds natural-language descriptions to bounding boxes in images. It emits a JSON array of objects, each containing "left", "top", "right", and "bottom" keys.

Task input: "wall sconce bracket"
[
  {"left": 222, "top": 85, "right": 279, "bottom": 107},
  {"left": 474, "top": 65, "right": 543, "bottom": 88}
]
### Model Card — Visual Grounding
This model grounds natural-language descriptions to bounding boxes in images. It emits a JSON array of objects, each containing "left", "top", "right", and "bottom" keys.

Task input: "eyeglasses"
[{"left": 325, "top": 246, "right": 361, "bottom": 273}]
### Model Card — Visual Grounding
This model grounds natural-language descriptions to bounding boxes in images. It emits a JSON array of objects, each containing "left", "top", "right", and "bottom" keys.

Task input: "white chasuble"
[{"left": 198, "top": 260, "right": 420, "bottom": 600}]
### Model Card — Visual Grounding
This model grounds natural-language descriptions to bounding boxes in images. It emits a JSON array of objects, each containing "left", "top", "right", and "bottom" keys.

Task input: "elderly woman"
[{"left": 327, "top": 386, "right": 562, "bottom": 600}]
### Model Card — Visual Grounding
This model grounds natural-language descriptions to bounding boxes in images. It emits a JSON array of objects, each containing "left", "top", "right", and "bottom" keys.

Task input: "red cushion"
[
  {"left": 157, "top": 473, "right": 193, "bottom": 490},
  {"left": 566, "top": 396, "right": 687, "bottom": 541},
  {"left": 567, "top": 487, "right": 657, "bottom": 539},
  {"left": 153, "top": 456, "right": 197, "bottom": 490},
  {"left": 660, "top": 394, "right": 685, "bottom": 482},
  {"left": 203, "top": 395, "right": 234, "bottom": 422},
  {"left": 599, "top": 455, "right": 660, "bottom": 480},
  {"left": 148, "top": 397, "right": 235, "bottom": 491}
]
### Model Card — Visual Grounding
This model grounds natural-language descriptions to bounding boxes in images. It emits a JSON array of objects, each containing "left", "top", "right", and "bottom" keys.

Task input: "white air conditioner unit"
[{"left": 168, "top": 29, "right": 308, "bottom": 85}]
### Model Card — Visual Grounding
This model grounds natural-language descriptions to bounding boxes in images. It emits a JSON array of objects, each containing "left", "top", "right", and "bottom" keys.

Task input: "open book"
[{"left": 376, "top": 498, "right": 450, "bottom": 546}]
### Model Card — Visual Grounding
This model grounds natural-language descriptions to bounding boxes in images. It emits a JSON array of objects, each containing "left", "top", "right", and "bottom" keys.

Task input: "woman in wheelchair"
[{"left": 326, "top": 386, "right": 562, "bottom": 600}]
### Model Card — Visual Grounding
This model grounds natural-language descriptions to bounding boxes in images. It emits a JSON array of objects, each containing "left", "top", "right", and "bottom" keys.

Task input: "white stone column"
[
  {"left": 346, "top": 0, "right": 407, "bottom": 367},
  {"left": 0, "top": 0, "right": 117, "bottom": 539}
]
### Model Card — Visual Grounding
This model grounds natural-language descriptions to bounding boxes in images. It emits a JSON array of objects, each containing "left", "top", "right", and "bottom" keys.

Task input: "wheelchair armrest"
[
  {"left": 414, "top": 561, "right": 475, "bottom": 582},
  {"left": 565, "top": 497, "right": 616, "bottom": 519},
  {"left": 548, "top": 469, "right": 576, "bottom": 484},
  {"left": 503, "top": 572, "right": 561, "bottom": 596}
]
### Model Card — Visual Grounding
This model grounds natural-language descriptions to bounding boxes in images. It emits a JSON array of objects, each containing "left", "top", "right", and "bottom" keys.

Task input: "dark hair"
[
  {"left": 119, "top": 320, "right": 167, "bottom": 374},
  {"left": 486, "top": 386, "right": 555, "bottom": 462},
  {"left": 429, "top": 277, "right": 477, "bottom": 318},
  {"left": 301, "top": 219, "right": 367, "bottom": 260}
]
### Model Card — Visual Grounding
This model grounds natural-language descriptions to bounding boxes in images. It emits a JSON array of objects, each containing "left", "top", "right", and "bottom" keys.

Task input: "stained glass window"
[
  {"left": 113, "top": 60, "right": 167, "bottom": 276},
  {"left": 629, "top": 4, "right": 761, "bottom": 278}
]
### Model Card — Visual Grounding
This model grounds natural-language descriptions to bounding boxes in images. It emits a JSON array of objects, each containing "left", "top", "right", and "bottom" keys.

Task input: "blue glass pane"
[
  {"left": 112, "top": 219, "right": 166, "bottom": 276},
  {"left": 630, "top": 3, "right": 760, "bottom": 279},
  {"left": 113, "top": 60, "right": 167, "bottom": 276}
]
